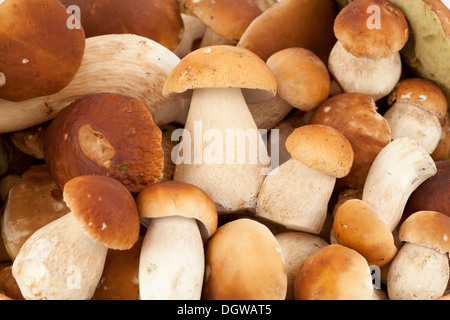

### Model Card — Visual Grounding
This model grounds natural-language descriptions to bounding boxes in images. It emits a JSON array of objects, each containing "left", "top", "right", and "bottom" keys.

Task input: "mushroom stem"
[
  {"left": 12, "top": 212, "right": 108, "bottom": 300},
  {"left": 174, "top": 87, "right": 270, "bottom": 214},
  {"left": 362, "top": 137, "right": 437, "bottom": 231},
  {"left": 139, "top": 216, "right": 204, "bottom": 300}
]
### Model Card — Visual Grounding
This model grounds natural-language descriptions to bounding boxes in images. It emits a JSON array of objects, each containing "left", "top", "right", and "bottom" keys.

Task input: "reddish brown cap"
[
  {"left": 334, "top": 0, "right": 409, "bottom": 59},
  {"left": 0, "top": 0, "right": 85, "bottom": 101},
  {"left": 63, "top": 175, "right": 140, "bottom": 250},
  {"left": 44, "top": 92, "right": 164, "bottom": 194}
]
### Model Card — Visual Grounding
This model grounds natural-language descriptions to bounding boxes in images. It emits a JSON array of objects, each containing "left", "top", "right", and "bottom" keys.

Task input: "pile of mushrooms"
[{"left": 0, "top": 0, "right": 449, "bottom": 302}]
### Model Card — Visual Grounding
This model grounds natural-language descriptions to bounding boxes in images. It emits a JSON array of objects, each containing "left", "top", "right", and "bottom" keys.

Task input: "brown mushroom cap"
[
  {"left": 0, "top": 0, "right": 85, "bottom": 102},
  {"left": 334, "top": 0, "right": 409, "bottom": 60},
  {"left": 388, "top": 78, "right": 448, "bottom": 120},
  {"left": 162, "top": 45, "right": 277, "bottom": 103},
  {"left": 0, "top": 265, "right": 23, "bottom": 300},
  {"left": 203, "top": 218, "right": 287, "bottom": 300},
  {"left": 59, "top": 0, "right": 183, "bottom": 51},
  {"left": 285, "top": 124, "right": 354, "bottom": 178},
  {"left": 136, "top": 181, "right": 218, "bottom": 239},
  {"left": 44, "top": 92, "right": 164, "bottom": 194},
  {"left": 63, "top": 175, "right": 140, "bottom": 250},
  {"left": 294, "top": 244, "right": 374, "bottom": 300},
  {"left": 266, "top": 48, "right": 331, "bottom": 112},
  {"left": 399, "top": 210, "right": 450, "bottom": 254},
  {"left": 310, "top": 93, "right": 392, "bottom": 189},
  {"left": 333, "top": 199, "right": 398, "bottom": 267}
]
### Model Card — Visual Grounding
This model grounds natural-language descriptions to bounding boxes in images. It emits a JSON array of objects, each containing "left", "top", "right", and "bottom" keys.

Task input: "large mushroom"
[
  {"left": 12, "top": 175, "right": 140, "bottom": 300},
  {"left": 136, "top": 181, "right": 217, "bottom": 300},
  {"left": 162, "top": 45, "right": 277, "bottom": 214}
]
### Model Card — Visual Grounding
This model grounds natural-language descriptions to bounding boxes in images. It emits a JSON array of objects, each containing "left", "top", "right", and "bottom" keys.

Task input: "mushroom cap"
[
  {"left": 266, "top": 48, "right": 331, "bottom": 112},
  {"left": 162, "top": 45, "right": 277, "bottom": 103},
  {"left": 388, "top": 78, "right": 448, "bottom": 120},
  {"left": 399, "top": 210, "right": 450, "bottom": 254},
  {"left": 333, "top": 199, "right": 398, "bottom": 267},
  {"left": 59, "top": 0, "right": 183, "bottom": 51},
  {"left": 0, "top": 0, "right": 85, "bottom": 102},
  {"left": 285, "top": 124, "right": 354, "bottom": 178},
  {"left": 294, "top": 244, "right": 374, "bottom": 300},
  {"left": 310, "top": 93, "right": 391, "bottom": 189},
  {"left": 44, "top": 92, "right": 164, "bottom": 194},
  {"left": 333, "top": 0, "right": 409, "bottom": 60},
  {"left": 63, "top": 175, "right": 140, "bottom": 250},
  {"left": 203, "top": 218, "right": 287, "bottom": 300},
  {"left": 136, "top": 181, "right": 218, "bottom": 239}
]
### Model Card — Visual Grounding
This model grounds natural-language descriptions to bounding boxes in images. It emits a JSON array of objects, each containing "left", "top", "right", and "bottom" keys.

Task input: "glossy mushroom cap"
[
  {"left": 162, "top": 45, "right": 277, "bottom": 103},
  {"left": 334, "top": 0, "right": 409, "bottom": 59},
  {"left": 44, "top": 92, "right": 164, "bottom": 194},
  {"left": 0, "top": 0, "right": 85, "bottom": 101},
  {"left": 285, "top": 124, "right": 354, "bottom": 178},
  {"left": 136, "top": 181, "right": 218, "bottom": 239},
  {"left": 63, "top": 175, "right": 140, "bottom": 250}
]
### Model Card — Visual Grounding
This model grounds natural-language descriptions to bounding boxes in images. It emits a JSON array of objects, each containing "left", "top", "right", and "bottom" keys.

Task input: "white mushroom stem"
[
  {"left": 173, "top": 87, "right": 270, "bottom": 214},
  {"left": 387, "top": 242, "right": 449, "bottom": 300},
  {"left": 256, "top": 158, "right": 336, "bottom": 234},
  {"left": 139, "top": 216, "right": 204, "bottom": 300},
  {"left": 12, "top": 212, "right": 108, "bottom": 300},
  {"left": 362, "top": 137, "right": 437, "bottom": 231},
  {"left": 383, "top": 101, "right": 442, "bottom": 154}
]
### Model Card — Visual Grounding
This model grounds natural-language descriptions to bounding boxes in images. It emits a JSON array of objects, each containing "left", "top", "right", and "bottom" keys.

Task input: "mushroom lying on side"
[
  {"left": 256, "top": 124, "right": 354, "bottom": 234},
  {"left": 137, "top": 181, "right": 218, "bottom": 300},
  {"left": 12, "top": 175, "right": 140, "bottom": 300},
  {"left": 328, "top": 0, "right": 408, "bottom": 100},
  {"left": 387, "top": 210, "right": 450, "bottom": 300}
]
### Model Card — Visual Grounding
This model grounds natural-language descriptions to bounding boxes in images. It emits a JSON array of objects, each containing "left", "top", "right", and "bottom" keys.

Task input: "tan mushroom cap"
[
  {"left": 266, "top": 48, "right": 331, "bottom": 112},
  {"left": 294, "top": 244, "right": 374, "bottom": 300},
  {"left": 63, "top": 175, "right": 140, "bottom": 250},
  {"left": 162, "top": 45, "right": 277, "bottom": 103},
  {"left": 399, "top": 210, "right": 450, "bottom": 254},
  {"left": 333, "top": 199, "right": 398, "bottom": 267},
  {"left": 203, "top": 218, "right": 287, "bottom": 300},
  {"left": 388, "top": 78, "right": 448, "bottom": 120},
  {"left": 285, "top": 124, "right": 354, "bottom": 178},
  {"left": 334, "top": 0, "right": 409, "bottom": 60},
  {"left": 44, "top": 92, "right": 164, "bottom": 195},
  {"left": 136, "top": 181, "right": 218, "bottom": 239}
]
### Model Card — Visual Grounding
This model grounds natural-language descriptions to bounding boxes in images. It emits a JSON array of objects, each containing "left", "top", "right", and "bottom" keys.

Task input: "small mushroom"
[
  {"left": 136, "top": 181, "right": 218, "bottom": 300},
  {"left": 294, "top": 244, "right": 374, "bottom": 300},
  {"left": 203, "top": 218, "right": 287, "bottom": 300},
  {"left": 12, "top": 175, "right": 141, "bottom": 300},
  {"left": 8, "top": 122, "right": 48, "bottom": 160},
  {"left": 328, "top": 0, "right": 408, "bottom": 100},
  {"left": 387, "top": 210, "right": 450, "bottom": 300},
  {"left": 385, "top": 78, "right": 448, "bottom": 154},
  {"left": 310, "top": 93, "right": 392, "bottom": 189},
  {"left": 256, "top": 124, "right": 354, "bottom": 234},
  {"left": 333, "top": 199, "right": 398, "bottom": 267},
  {"left": 163, "top": 45, "right": 276, "bottom": 214},
  {"left": 275, "top": 231, "right": 329, "bottom": 300},
  {"left": 44, "top": 92, "right": 164, "bottom": 195},
  {"left": 361, "top": 137, "right": 437, "bottom": 231},
  {"left": 0, "top": 0, "right": 85, "bottom": 102}
]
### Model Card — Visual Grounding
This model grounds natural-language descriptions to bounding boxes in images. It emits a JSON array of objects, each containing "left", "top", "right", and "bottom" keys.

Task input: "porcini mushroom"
[
  {"left": 387, "top": 210, "right": 450, "bottom": 300},
  {"left": 361, "top": 137, "right": 437, "bottom": 231},
  {"left": 0, "top": 0, "right": 85, "bottom": 102},
  {"left": 294, "top": 244, "right": 374, "bottom": 300},
  {"left": 328, "top": 0, "right": 408, "bottom": 100},
  {"left": 44, "top": 92, "right": 164, "bottom": 195},
  {"left": 162, "top": 45, "right": 277, "bottom": 214},
  {"left": 385, "top": 78, "right": 448, "bottom": 154},
  {"left": 203, "top": 218, "right": 287, "bottom": 300},
  {"left": 12, "top": 175, "right": 140, "bottom": 300},
  {"left": 136, "top": 181, "right": 218, "bottom": 300},
  {"left": 256, "top": 124, "right": 354, "bottom": 234}
]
